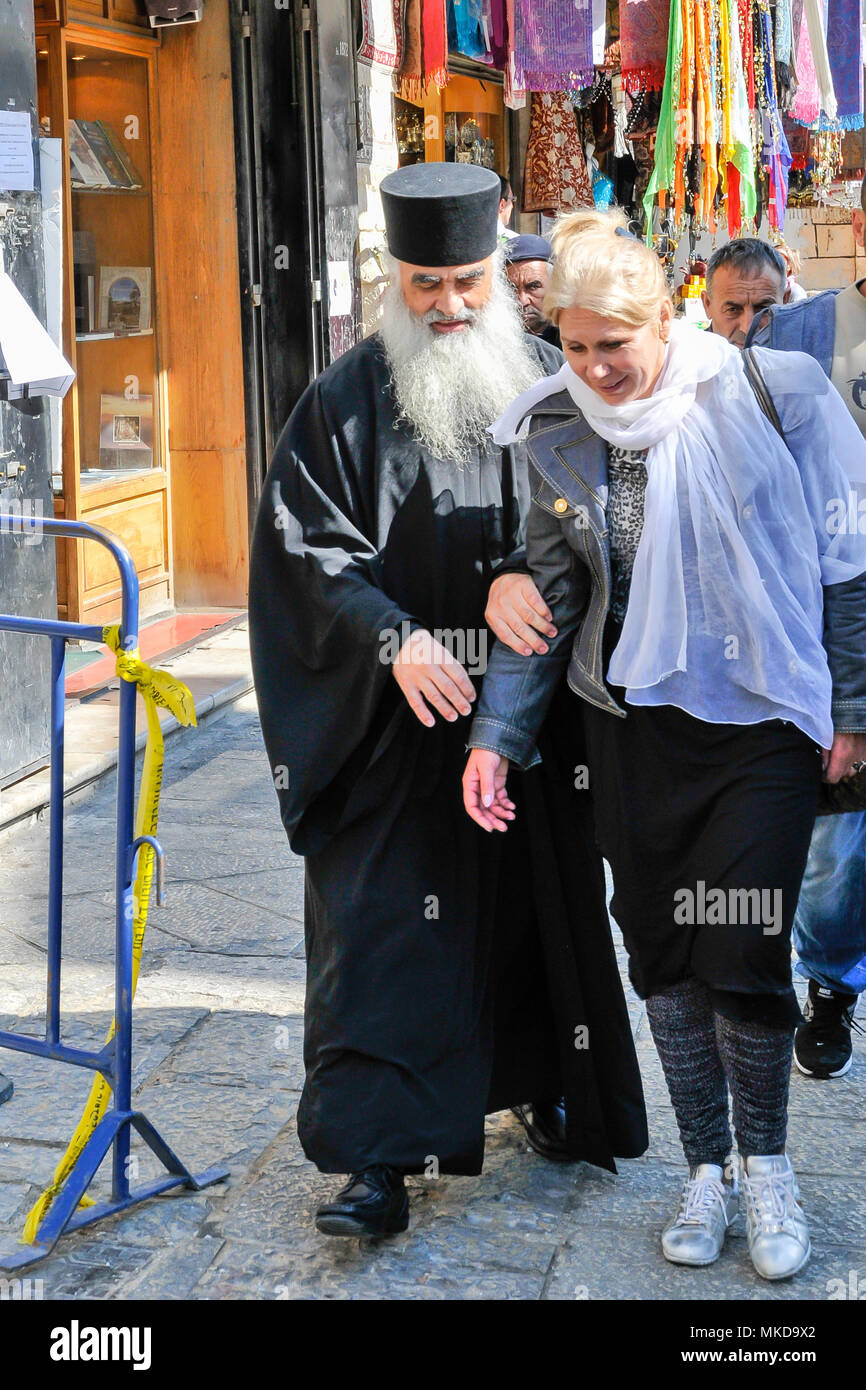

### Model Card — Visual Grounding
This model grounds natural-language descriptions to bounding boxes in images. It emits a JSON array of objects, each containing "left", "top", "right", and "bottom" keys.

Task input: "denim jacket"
[{"left": 470, "top": 383, "right": 866, "bottom": 770}]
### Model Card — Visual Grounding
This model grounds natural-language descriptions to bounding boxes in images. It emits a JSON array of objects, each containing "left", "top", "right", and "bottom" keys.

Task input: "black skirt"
[{"left": 581, "top": 620, "right": 823, "bottom": 1027}]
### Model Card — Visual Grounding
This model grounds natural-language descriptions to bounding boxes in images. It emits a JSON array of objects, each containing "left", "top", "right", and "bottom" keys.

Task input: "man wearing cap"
[
  {"left": 249, "top": 163, "right": 646, "bottom": 1239},
  {"left": 504, "top": 235, "right": 560, "bottom": 348}
]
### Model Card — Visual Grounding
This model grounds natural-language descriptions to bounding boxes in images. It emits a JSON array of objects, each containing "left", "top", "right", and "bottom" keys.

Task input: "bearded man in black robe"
[{"left": 249, "top": 163, "right": 647, "bottom": 1238}]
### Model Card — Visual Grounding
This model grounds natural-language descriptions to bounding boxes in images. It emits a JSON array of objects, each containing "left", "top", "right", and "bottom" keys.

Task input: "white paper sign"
[
  {"left": 327, "top": 260, "right": 353, "bottom": 318},
  {"left": 0, "top": 270, "right": 74, "bottom": 396},
  {"left": 0, "top": 111, "right": 35, "bottom": 192}
]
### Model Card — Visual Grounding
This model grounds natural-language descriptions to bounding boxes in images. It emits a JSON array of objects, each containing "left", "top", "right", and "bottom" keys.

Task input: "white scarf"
[{"left": 490, "top": 321, "right": 866, "bottom": 748}]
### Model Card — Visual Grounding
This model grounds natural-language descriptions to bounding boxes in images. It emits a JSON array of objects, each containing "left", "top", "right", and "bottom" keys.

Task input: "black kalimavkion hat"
[{"left": 380, "top": 162, "right": 500, "bottom": 267}]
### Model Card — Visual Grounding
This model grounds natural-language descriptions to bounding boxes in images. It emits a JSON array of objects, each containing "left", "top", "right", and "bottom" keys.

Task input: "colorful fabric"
[
  {"left": 522, "top": 93, "right": 594, "bottom": 212},
  {"left": 448, "top": 0, "right": 488, "bottom": 61},
  {"left": 358, "top": 0, "right": 403, "bottom": 67},
  {"left": 511, "top": 0, "right": 593, "bottom": 92},
  {"left": 620, "top": 0, "right": 671, "bottom": 93},
  {"left": 775, "top": 0, "right": 794, "bottom": 64},
  {"left": 824, "top": 0, "right": 864, "bottom": 129},
  {"left": 503, "top": 0, "right": 526, "bottom": 108},
  {"left": 719, "top": 0, "right": 757, "bottom": 234},
  {"left": 756, "top": 0, "right": 792, "bottom": 228},
  {"left": 398, "top": 0, "right": 448, "bottom": 96},
  {"left": 792, "top": 0, "right": 838, "bottom": 123},
  {"left": 695, "top": 0, "right": 719, "bottom": 228},
  {"left": 642, "top": 0, "right": 683, "bottom": 232},
  {"left": 738, "top": 0, "right": 755, "bottom": 109}
]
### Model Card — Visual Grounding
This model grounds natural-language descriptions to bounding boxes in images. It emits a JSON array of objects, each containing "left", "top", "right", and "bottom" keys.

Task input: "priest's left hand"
[
  {"left": 463, "top": 749, "right": 513, "bottom": 832},
  {"left": 822, "top": 731, "right": 866, "bottom": 784}
]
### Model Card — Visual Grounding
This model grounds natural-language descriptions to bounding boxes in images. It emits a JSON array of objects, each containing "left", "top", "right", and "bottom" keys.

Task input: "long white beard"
[{"left": 379, "top": 267, "right": 544, "bottom": 464}]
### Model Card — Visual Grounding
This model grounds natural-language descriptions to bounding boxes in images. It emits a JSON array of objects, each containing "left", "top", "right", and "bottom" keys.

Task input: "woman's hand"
[
  {"left": 822, "top": 732, "right": 866, "bottom": 784},
  {"left": 462, "top": 750, "right": 514, "bottom": 832}
]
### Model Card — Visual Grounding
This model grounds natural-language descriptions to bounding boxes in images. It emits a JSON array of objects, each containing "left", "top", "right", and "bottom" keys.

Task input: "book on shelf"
[
  {"left": 68, "top": 119, "right": 143, "bottom": 190},
  {"left": 68, "top": 119, "right": 111, "bottom": 188},
  {"left": 72, "top": 229, "right": 96, "bottom": 334},
  {"left": 76, "top": 120, "right": 133, "bottom": 189},
  {"left": 95, "top": 121, "right": 142, "bottom": 189}
]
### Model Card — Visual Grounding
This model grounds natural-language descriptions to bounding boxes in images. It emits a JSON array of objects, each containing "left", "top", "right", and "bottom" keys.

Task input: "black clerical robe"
[{"left": 249, "top": 332, "right": 647, "bottom": 1176}]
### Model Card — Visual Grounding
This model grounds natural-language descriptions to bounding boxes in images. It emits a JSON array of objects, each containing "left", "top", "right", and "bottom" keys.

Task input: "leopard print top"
[{"left": 607, "top": 445, "right": 649, "bottom": 624}]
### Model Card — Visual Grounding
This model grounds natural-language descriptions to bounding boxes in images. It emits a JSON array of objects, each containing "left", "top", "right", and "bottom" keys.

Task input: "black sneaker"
[
  {"left": 794, "top": 980, "right": 861, "bottom": 1079},
  {"left": 315, "top": 1164, "right": 409, "bottom": 1237}
]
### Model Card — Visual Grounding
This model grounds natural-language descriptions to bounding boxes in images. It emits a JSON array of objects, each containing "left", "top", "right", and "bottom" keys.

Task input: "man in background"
[
  {"left": 746, "top": 185, "right": 866, "bottom": 1080},
  {"left": 504, "top": 234, "right": 560, "bottom": 348},
  {"left": 701, "top": 239, "right": 789, "bottom": 346},
  {"left": 497, "top": 174, "right": 517, "bottom": 241}
]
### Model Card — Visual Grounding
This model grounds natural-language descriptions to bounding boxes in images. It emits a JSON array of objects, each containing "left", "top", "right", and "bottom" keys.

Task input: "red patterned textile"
[
  {"left": 619, "top": 0, "right": 671, "bottom": 93},
  {"left": 522, "top": 92, "right": 594, "bottom": 213}
]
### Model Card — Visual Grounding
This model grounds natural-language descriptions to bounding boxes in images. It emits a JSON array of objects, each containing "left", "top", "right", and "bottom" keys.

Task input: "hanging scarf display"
[
  {"left": 804, "top": 0, "right": 838, "bottom": 120},
  {"left": 642, "top": 0, "right": 683, "bottom": 232},
  {"left": 522, "top": 93, "right": 595, "bottom": 211},
  {"left": 487, "top": 0, "right": 508, "bottom": 68},
  {"left": 448, "top": 0, "right": 488, "bottom": 62},
  {"left": 504, "top": 0, "right": 527, "bottom": 108},
  {"left": 592, "top": 0, "right": 608, "bottom": 66},
  {"left": 358, "top": 0, "right": 403, "bottom": 68},
  {"left": 397, "top": 0, "right": 448, "bottom": 96},
  {"left": 754, "top": 0, "right": 793, "bottom": 230},
  {"left": 792, "top": 0, "right": 837, "bottom": 122},
  {"left": 719, "top": 0, "right": 757, "bottom": 234},
  {"left": 511, "top": 0, "right": 593, "bottom": 93},
  {"left": 672, "top": 0, "right": 696, "bottom": 225},
  {"left": 824, "top": 0, "right": 863, "bottom": 129},
  {"left": 738, "top": 0, "right": 755, "bottom": 109},
  {"left": 619, "top": 0, "right": 671, "bottom": 94},
  {"left": 695, "top": 0, "right": 719, "bottom": 228}
]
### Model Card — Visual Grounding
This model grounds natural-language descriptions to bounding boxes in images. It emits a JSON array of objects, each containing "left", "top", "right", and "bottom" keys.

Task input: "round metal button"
[{"left": 554, "top": 497, "right": 569, "bottom": 514}]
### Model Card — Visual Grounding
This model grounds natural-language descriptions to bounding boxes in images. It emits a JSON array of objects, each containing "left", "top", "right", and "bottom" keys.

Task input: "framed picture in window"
[{"left": 97, "top": 266, "right": 152, "bottom": 332}]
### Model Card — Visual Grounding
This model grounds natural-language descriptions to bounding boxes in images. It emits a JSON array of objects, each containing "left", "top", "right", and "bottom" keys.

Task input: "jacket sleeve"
[
  {"left": 766, "top": 352, "right": 866, "bottom": 732},
  {"left": 469, "top": 460, "right": 590, "bottom": 768},
  {"left": 823, "top": 575, "right": 866, "bottom": 731}
]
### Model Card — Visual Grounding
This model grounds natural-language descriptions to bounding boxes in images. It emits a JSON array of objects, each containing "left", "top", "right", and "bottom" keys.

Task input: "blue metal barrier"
[{"left": 0, "top": 517, "right": 228, "bottom": 1269}]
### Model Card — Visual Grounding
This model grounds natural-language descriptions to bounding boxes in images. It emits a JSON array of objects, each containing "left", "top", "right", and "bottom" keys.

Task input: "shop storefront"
[{"left": 33, "top": 0, "right": 248, "bottom": 624}]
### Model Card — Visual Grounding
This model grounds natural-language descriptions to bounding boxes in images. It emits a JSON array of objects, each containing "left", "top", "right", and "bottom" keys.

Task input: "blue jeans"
[{"left": 794, "top": 812, "right": 866, "bottom": 996}]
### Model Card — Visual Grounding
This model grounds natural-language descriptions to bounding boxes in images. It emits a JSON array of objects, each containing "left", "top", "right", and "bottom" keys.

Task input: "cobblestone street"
[{"left": 1, "top": 687, "right": 865, "bottom": 1301}]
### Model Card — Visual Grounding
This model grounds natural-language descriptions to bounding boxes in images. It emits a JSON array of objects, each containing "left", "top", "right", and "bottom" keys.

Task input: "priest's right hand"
[
  {"left": 462, "top": 749, "right": 513, "bottom": 832},
  {"left": 392, "top": 628, "right": 476, "bottom": 728}
]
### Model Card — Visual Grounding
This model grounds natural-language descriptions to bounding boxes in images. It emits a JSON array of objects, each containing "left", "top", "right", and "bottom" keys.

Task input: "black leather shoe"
[
  {"left": 315, "top": 1164, "right": 409, "bottom": 1237},
  {"left": 511, "top": 1098, "right": 573, "bottom": 1162}
]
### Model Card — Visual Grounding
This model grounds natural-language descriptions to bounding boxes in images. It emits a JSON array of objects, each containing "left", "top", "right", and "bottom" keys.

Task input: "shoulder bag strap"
[{"left": 742, "top": 347, "right": 786, "bottom": 444}]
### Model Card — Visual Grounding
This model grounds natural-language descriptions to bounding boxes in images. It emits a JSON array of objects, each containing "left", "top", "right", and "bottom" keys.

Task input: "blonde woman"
[{"left": 463, "top": 209, "right": 866, "bottom": 1280}]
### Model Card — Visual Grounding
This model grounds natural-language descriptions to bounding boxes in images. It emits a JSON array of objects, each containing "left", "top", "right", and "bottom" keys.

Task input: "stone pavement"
[{"left": 1, "top": 686, "right": 865, "bottom": 1301}]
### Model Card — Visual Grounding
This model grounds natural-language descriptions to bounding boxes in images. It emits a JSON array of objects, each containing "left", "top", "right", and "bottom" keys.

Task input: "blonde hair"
[
  {"left": 774, "top": 239, "right": 801, "bottom": 277},
  {"left": 543, "top": 207, "right": 670, "bottom": 328}
]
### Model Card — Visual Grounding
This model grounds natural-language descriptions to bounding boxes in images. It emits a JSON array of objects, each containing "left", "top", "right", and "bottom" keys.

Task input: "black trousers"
[{"left": 581, "top": 637, "right": 822, "bottom": 1028}]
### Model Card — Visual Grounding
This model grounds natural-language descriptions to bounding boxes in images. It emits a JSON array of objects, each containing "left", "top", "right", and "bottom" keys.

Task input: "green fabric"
[{"left": 642, "top": 0, "right": 682, "bottom": 238}]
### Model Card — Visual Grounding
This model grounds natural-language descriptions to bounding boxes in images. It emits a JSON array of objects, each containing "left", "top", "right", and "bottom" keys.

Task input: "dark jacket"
[{"left": 471, "top": 369, "right": 866, "bottom": 770}]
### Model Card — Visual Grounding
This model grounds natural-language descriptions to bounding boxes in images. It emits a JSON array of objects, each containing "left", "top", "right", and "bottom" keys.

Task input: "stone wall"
[{"left": 784, "top": 205, "right": 865, "bottom": 292}]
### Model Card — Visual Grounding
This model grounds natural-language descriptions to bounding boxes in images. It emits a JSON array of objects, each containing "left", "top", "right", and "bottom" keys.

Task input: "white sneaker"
[
  {"left": 661, "top": 1163, "right": 739, "bottom": 1267},
  {"left": 742, "top": 1153, "right": 811, "bottom": 1280}
]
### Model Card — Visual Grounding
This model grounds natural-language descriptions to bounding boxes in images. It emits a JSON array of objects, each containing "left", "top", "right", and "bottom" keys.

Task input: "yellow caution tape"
[{"left": 21, "top": 627, "right": 196, "bottom": 1244}]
